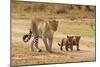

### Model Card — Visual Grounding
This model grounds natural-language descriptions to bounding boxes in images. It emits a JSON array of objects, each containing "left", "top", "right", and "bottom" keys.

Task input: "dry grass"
[
  {"left": 11, "top": 18, "right": 95, "bottom": 66},
  {"left": 12, "top": 41, "right": 95, "bottom": 66}
]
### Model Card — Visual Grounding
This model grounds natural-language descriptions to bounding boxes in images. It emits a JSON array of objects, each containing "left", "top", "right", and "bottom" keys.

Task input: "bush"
[{"left": 24, "top": 7, "right": 32, "bottom": 13}]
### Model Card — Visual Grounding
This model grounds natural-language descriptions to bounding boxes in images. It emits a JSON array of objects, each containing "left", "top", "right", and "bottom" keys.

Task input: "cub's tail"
[{"left": 22, "top": 29, "right": 32, "bottom": 42}]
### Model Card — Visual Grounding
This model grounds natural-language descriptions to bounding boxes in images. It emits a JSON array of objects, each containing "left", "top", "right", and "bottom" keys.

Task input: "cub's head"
[
  {"left": 75, "top": 36, "right": 81, "bottom": 42},
  {"left": 67, "top": 36, "right": 73, "bottom": 42},
  {"left": 49, "top": 19, "right": 59, "bottom": 31}
]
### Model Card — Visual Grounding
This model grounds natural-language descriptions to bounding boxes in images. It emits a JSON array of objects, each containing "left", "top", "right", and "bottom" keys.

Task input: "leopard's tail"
[{"left": 22, "top": 29, "right": 32, "bottom": 42}]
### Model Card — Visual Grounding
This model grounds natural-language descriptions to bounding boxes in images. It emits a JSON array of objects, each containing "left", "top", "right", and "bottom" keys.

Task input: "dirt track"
[
  {"left": 11, "top": 19, "right": 95, "bottom": 66},
  {"left": 12, "top": 32, "right": 95, "bottom": 66}
]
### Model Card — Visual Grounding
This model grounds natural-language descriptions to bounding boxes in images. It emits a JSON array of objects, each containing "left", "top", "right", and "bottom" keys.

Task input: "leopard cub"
[{"left": 58, "top": 35, "right": 81, "bottom": 51}]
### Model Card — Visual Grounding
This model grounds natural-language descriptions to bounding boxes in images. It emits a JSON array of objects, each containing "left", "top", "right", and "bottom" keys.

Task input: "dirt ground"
[{"left": 11, "top": 19, "right": 95, "bottom": 66}]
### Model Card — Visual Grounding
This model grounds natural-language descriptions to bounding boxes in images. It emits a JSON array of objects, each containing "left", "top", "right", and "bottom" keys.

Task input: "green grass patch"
[
  {"left": 12, "top": 32, "right": 25, "bottom": 38},
  {"left": 80, "top": 41, "right": 95, "bottom": 47},
  {"left": 58, "top": 22, "right": 95, "bottom": 37}
]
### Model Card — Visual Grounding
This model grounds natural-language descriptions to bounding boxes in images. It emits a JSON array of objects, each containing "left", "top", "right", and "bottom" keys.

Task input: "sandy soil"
[{"left": 11, "top": 19, "right": 96, "bottom": 66}]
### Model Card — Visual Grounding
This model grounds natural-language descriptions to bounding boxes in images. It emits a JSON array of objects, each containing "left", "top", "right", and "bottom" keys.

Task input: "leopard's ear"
[
  {"left": 58, "top": 43, "right": 61, "bottom": 46},
  {"left": 79, "top": 36, "right": 81, "bottom": 38},
  {"left": 67, "top": 35, "right": 69, "bottom": 38},
  {"left": 72, "top": 36, "right": 74, "bottom": 38},
  {"left": 79, "top": 36, "right": 81, "bottom": 40},
  {"left": 77, "top": 36, "right": 81, "bottom": 39}
]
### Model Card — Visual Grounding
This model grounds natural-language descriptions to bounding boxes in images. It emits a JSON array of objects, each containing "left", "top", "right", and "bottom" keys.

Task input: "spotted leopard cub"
[
  {"left": 58, "top": 36, "right": 73, "bottom": 51},
  {"left": 58, "top": 36, "right": 81, "bottom": 51}
]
